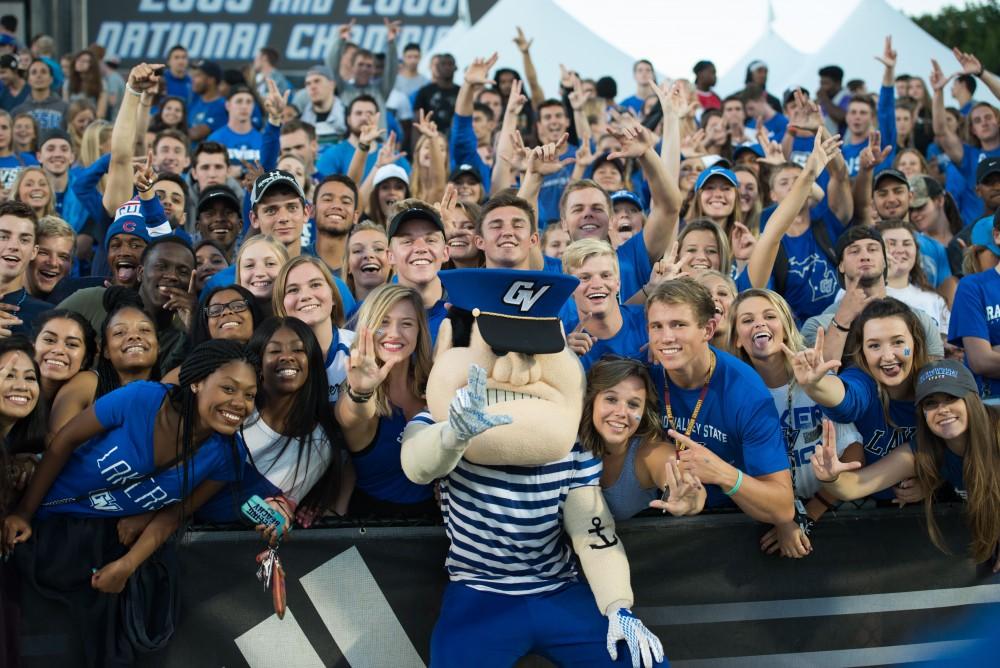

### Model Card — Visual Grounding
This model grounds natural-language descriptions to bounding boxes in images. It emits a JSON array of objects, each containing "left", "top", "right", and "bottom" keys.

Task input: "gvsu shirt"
[
  {"left": 948, "top": 268, "right": 1000, "bottom": 399},
  {"left": 651, "top": 348, "right": 789, "bottom": 508},
  {"left": 39, "top": 382, "right": 245, "bottom": 518}
]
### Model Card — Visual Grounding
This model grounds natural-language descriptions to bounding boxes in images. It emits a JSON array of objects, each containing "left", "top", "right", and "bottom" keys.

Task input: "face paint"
[{"left": 903, "top": 348, "right": 911, "bottom": 357}]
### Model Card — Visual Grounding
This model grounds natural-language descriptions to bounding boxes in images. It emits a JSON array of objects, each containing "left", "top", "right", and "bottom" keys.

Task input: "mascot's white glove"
[
  {"left": 448, "top": 365, "right": 512, "bottom": 444},
  {"left": 607, "top": 607, "right": 665, "bottom": 668}
]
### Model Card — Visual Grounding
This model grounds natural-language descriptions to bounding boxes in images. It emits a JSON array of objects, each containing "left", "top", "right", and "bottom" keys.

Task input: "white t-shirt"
[
  {"left": 241, "top": 412, "right": 333, "bottom": 503},
  {"left": 768, "top": 382, "right": 863, "bottom": 498},
  {"left": 886, "top": 284, "right": 951, "bottom": 335},
  {"left": 326, "top": 328, "right": 356, "bottom": 404}
]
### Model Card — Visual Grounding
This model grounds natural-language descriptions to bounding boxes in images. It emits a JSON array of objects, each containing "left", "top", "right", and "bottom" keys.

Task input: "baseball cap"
[
  {"left": 694, "top": 164, "right": 738, "bottom": 191},
  {"left": 970, "top": 215, "right": 1000, "bottom": 257},
  {"left": 610, "top": 190, "right": 643, "bottom": 211},
  {"left": 834, "top": 225, "right": 884, "bottom": 264},
  {"left": 747, "top": 60, "right": 768, "bottom": 73},
  {"left": 192, "top": 59, "right": 222, "bottom": 82},
  {"left": 104, "top": 200, "right": 151, "bottom": 248},
  {"left": 387, "top": 203, "right": 444, "bottom": 240},
  {"left": 977, "top": 156, "right": 1000, "bottom": 184},
  {"left": 0, "top": 54, "right": 17, "bottom": 71},
  {"left": 306, "top": 64, "right": 334, "bottom": 81},
  {"left": 733, "top": 144, "right": 765, "bottom": 161},
  {"left": 908, "top": 175, "right": 943, "bottom": 209},
  {"left": 38, "top": 128, "right": 71, "bottom": 150},
  {"left": 373, "top": 164, "right": 410, "bottom": 188},
  {"left": 440, "top": 268, "right": 580, "bottom": 355},
  {"left": 250, "top": 169, "right": 305, "bottom": 208},
  {"left": 873, "top": 168, "right": 909, "bottom": 191},
  {"left": 914, "top": 360, "right": 979, "bottom": 404},
  {"left": 448, "top": 163, "right": 482, "bottom": 184},
  {"left": 197, "top": 185, "right": 241, "bottom": 216}
]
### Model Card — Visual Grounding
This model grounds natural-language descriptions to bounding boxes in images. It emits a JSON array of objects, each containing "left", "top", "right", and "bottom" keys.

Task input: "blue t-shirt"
[
  {"left": 189, "top": 94, "right": 228, "bottom": 134},
  {"left": 821, "top": 367, "right": 916, "bottom": 499},
  {"left": 620, "top": 95, "right": 645, "bottom": 115},
  {"left": 751, "top": 113, "right": 789, "bottom": 143},
  {"left": 315, "top": 141, "right": 411, "bottom": 181},
  {"left": 908, "top": 440, "right": 965, "bottom": 497},
  {"left": 352, "top": 409, "right": 434, "bottom": 504},
  {"left": 561, "top": 304, "right": 648, "bottom": 371},
  {"left": 164, "top": 71, "right": 193, "bottom": 104},
  {"left": 948, "top": 269, "right": 1000, "bottom": 399},
  {"left": 0, "top": 153, "right": 38, "bottom": 190},
  {"left": 3, "top": 288, "right": 51, "bottom": 338},
  {"left": 650, "top": 348, "right": 789, "bottom": 508},
  {"left": 0, "top": 83, "right": 29, "bottom": 111},
  {"left": 207, "top": 125, "right": 263, "bottom": 166},
  {"left": 917, "top": 233, "right": 952, "bottom": 289},
  {"left": 958, "top": 144, "right": 1000, "bottom": 220},
  {"left": 537, "top": 144, "right": 579, "bottom": 227},
  {"left": 842, "top": 86, "right": 897, "bottom": 177},
  {"left": 542, "top": 232, "right": 652, "bottom": 306},
  {"left": 427, "top": 298, "right": 448, "bottom": 347},
  {"left": 39, "top": 382, "right": 246, "bottom": 518},
  {"left": 202, "top": 259, "right": 357, "bottom": 317}
]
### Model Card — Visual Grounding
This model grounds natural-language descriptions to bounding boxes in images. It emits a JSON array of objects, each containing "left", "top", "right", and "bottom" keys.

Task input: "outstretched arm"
[
  {"left": 952, "top": 47, "right": 1000, "bottom": 109},
  {"left": 104, "top": 63, "right": 160, "bottom": 215},
  {"left": 514, "top": 27, "right": 545, "bottom": 108},
  {"left": 490, "top": 79, "right": 528, "bottom": 195},
  {"left": 811, "top": 421, "right": 914, "bottom": 500},
  {"left": 929, "top": 59, "right": 964, "bottom": 165}
]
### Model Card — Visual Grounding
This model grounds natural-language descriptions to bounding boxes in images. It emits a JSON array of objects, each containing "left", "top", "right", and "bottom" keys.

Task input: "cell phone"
[
  {"left": 241, "top": 495, "right": 285, "bottom": 537},
  {"left": 150, "top": 65, "right": 166, "bottom": 75}
]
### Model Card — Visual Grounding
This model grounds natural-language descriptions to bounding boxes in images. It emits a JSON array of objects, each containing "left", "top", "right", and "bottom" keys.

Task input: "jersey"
[
  {"left": 351, "top": 409, "right": 434, "bottom": 505},
  {"left": 39, "top": 382, "right": 245, "bottom": 518},
  {"left": 650, "top": 348, "right": 789, "bottom": 508},
  {"left": 207, "top": 126, "right": 263, "bottom": 166},
  {"left": 948, "top": 268, "right": 1000, "bottom": 400},
  {"left": 434, "top": 427, "right": 602, "bottom": 595},
  {"left": 820, "top": 367, "right": 916, "bottom": 499},
  {"left": 768, "top": 382, "right": 862, "bottom": 499}
]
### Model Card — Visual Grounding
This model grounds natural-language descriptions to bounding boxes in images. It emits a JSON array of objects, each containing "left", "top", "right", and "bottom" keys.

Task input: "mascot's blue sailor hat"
[{"left": 440, "top": 269, "right": 579, "bottom": 355}]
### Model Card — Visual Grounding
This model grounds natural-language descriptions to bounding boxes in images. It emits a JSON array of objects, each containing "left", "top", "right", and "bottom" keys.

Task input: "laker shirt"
[
  {"left": 38, "top": 382, "right": 246, "bottom": 518},
  {"left": 948, "top": 268, "right": 1000, "bottom": 399},
  {"left": 650, "top": 348, "right": 789, "bottom": 508}
]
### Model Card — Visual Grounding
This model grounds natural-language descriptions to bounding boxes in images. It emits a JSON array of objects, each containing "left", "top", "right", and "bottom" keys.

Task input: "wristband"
[
  {"left": 357, "top": 142, "right": 371, "bottom": 152},
  {"left": 831, "top": 318, "right": 850, "bottom": 333},
  {"left": 135, "top": 184, "right": 154, "bottom": 193},
  {"left": 724, "top": 469, "right": 744, "bottom": 497},
  {"left": 125, "top": 84, "right": 142, "bottom": 97},
  {"left": 813, "top": 493, "right": 836, "bottom": 510},
  {"left": 346, "top": 385, "right": 374, "bottom": 403}
]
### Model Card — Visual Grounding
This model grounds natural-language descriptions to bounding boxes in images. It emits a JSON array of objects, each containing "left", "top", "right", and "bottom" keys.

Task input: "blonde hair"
[
  {"left": 731, "top": 288, "right": 803, "bottom": 379},
  {"left": 11, "top": 167, "right": 54, "bottom": 218},
  {"left": 79, "top": 120, "right": 112, "bottom": 168},
  {"left": 235, "top": 234, "right": 290, "bottom": 289},
  {"left": 561, "top": 238, "right": 618, "bottom": 276},
  {"left": 36, "top": 215, "right": 75, "bottom": 243},
  {"left": 349, "top": 284, "right": 431, "bottom": 417},
  {"left": 676, "top": 218, "right": 732, "bottom": 275},
  {"left": 341, "top": 220, "right": 388, "bottom": 297},
  {"left": 272, "top": 254, "right": 345, "bottom": 327}
]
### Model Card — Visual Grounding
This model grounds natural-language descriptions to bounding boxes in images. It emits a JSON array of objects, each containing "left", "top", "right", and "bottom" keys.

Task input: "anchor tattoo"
[{"left": 588, "top": 517, "right": 619, "bottom": 549}]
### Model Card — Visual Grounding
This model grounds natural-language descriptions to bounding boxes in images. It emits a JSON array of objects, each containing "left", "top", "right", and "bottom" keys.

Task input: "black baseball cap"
[
  {"left": 0, "top": 54, "right": 18, "bottom": 71},
  {"left": 387, "top": 204, "right": 445, "bottom": 240},
  {"left": 197, "top": 185, "right": 241, "bottom": 216},
  {"left": 834, "top": 225, "right": 884, "bottom": 264},
  {"left": 977, "top": 156, "right": 1000, "bottom": 184},
  {"left": 448, "top": 163, "right": 482, "bottom": 184},
  {"left": 192, "top": 59, "right": 222, "bottom": 83},
  {"left": 872, "top": 168, "right": 909, "bottom": 191},
  {"left": 250, "top": 170, "right": 305, "bottom": 208},
  {"left": 914, "top": 360, "right": 979, "bottom": 404},
  {"left": 38, "top": 128, "right": 71, "bottom": 149}
]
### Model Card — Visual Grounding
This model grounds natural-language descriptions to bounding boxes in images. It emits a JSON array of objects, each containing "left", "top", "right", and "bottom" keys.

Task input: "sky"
[{"left": 885, "top": 0, "right": 967, "bottom": 14}]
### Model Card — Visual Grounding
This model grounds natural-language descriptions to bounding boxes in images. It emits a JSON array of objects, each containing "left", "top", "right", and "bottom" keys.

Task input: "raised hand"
[
  {"left": 679, "top": 128, "right": 707, "bottom": 157},
  {"left": 573, "top": 141, "right": 599, "bottom": 169},
  {"left": 448, "top": 365, "right": 512, "bottom": 442},
  {"left": 559, "top": 64, "right": 575, "bottom": 90},
  {"left": 806, "top": 127, "right": 844, "bottom": 175},
  {"left": 607, "top": 116, "right": 655, "bottom": 160},
  {"left": 513, "top": 26, "right": 533, "bottom": 53},
  {"left": 505, "top": 78, "right": 527, "bottom": 118},
  {"left": 464, "top": 52, "right": 498, "bottom": 87},
  {"left": 606, "top": 608, "right": 665, "bottom": 668},
  {"left": 810, "top": 418, "right": 859, "bottom": 483},
  {"left": 338, "top": 19, "right": 356, "bottom": 42},
  {"left": 375, "top": 130, "right": 406, "bottom": 167},
  {"left": 134, "top": 148, "right": 156, "bottom": 194},
  {"left": 782, "top": 327, "right": 841, "bottom": 388},
  {"left": 951, "top": 47, "right": 983, "bottom": 77},
  {"left": 434, "top": 182, "right": 461, "bottom": 232},
  {"left": 730, "top": 221, "right": 756, "bottom": 262},
  {"left": 929, "top": 59, "right": 954, "bottom": 93},
  {"left": 500, "top": 129, "right": 530, "bottom": 173},
  {"left": 127, "top": 62, "right": 163, "bottom": 92},
  {"left": 358, "top": 112, "right": 384, "bottom": 147},
  {"left": 347, "top": 326, "right": 397, "bottom": 395},
  {"left": 835, "top": 273, "right": 875, "bottom": 327},
  {"left": 875, "top": 35, "right": 897, "bottom": 69},
  {"left": 263, "top": 77, "right": 290, "bottom": 123},
  {"left": 240, "top": 158, "right": 265, "bottom": 192},
  {"left": 568, "top": 77, "right": 591, "bottom": 112},
  {"left": 162, "top": 271, "right": 197, "bottom": 330},
  {"left": 649, "top": 458, "right": 705, "bottom": 516},
  {"left": 649, "top": 242, "right": 690, "bottom": 286},
  {"left": 383, "top": 17, "right": 401, "bottom": 42},
  {"left": 412, "top": 109, "right": 439, "bottom": 140},
  {"left": 567, "top": 313, "right": 595, "bottom": 357},
  {"left": 790, "top": 88, "right": 822, "bottom": 131},
  {"left": 858, "top": 130, "right": 892, "bottom": 171},
  {"left": 526, "top": 133, "right": 574, "bottom": 176}
]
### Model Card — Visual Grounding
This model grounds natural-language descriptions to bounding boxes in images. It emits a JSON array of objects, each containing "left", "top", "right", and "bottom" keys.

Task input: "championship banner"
[
  {"left": 86, "top": 0, "right": 499, "bottom": 71},
  {"left": 18, "top": 507, "right": 1000, "bottom": 667}
]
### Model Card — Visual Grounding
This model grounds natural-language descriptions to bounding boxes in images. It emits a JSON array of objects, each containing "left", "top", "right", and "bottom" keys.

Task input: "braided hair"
[
  {"left": 96, "top": 287, "right": 159, "bottom": 399},
  {"left": 169, "top": 339, "right": 260, "bottom": 511}
]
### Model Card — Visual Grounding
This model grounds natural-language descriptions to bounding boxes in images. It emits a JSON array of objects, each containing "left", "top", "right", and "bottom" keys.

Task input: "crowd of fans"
[{"left": 0, "top": 11, "right": 997, "bottom": 665}]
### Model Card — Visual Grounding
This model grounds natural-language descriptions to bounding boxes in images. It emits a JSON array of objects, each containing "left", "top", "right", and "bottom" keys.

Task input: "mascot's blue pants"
[{"left": 430, "top": 580, "right": 648, "bottom": 667}]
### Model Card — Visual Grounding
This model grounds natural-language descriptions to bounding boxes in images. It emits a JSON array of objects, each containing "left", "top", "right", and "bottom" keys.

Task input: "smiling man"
[
  {"left": 0, "top": 201, "right": 51, "bottom": 336},
  {"left": 26, "top": 215, "right": 73, "bottom": 299},
  {"left": 36, "top": 128, "right": 75, "bottom": 217},
  {"left": 312, "top": 174, "right": 360, "bottom": 274},
  {"left": 476, "top": 192, "right": 537, "bottom": 271},
  {"left": 195, "top": 185, "right": 241, "bottom": 260},
  {"left": 387, "top": 200, "right": 449, "bottom": 344}
]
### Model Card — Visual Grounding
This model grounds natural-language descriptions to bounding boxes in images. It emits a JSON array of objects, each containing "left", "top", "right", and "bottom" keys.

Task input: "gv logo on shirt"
[{"left": 502, "top": 282, "right": 550, "bottom": 312}]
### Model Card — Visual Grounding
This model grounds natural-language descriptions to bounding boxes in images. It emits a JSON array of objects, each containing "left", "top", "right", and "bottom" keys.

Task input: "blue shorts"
[{"left": 430, "top": 580, "right": 637, "bottom": 667}]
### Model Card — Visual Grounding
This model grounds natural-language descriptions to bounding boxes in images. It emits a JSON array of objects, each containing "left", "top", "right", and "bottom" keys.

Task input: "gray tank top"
[{"left": 602, "top": 438, "right": 658, "bottom": 521}]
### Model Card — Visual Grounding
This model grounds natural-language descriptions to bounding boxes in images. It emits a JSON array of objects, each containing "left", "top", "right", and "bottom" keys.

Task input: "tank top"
[
  {"left": 601, "top": 438, "right": 657, "bottom": 521},
  {"left": 351, "top": 407, "right": 433, "bottom": 504}
]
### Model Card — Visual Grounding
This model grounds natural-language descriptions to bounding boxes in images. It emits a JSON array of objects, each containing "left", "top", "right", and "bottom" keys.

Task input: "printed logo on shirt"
[
  {"left": 0, "top": 167, "right": 21, "bottom": 189},
  {"left": 863, "top": 427, "right": 916, "bottom": 457},
  {"left": 89, "top": 490, "right": 123, "bottom": 513},
  {"left": 227, "top": 147, "right": 262, "bottom": 164},
  {"left": 660, "top": 416, "right": 729, "bottom": 443},
  {"left": 787, "top": 255, "right": 837, "bottom": 302},
  {"left": 986, "top": 304, "right": 1000, "bottom": 322}
]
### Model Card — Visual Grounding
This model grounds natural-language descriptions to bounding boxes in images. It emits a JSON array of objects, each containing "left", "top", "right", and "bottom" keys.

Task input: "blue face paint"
[{"left": 904, "top": 347, "right": 911, "bottom": 357}]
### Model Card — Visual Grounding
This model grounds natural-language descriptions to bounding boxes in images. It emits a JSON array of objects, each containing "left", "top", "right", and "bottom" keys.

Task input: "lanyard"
[
  {"left": 783, "top": 381, "right": 799, "bottom": 491},
  {"left": 663, "top": 352, "right": 716, "bottom": 449}
]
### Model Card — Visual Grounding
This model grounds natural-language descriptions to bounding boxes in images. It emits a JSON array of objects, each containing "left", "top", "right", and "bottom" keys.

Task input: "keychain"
[{"left": 255, "top": 542, "right": 287, "bottom": 619}]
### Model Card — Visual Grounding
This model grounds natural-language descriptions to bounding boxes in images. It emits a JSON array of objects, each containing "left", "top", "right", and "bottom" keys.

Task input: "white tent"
[
  {"left": 424, "top": 0, "right": 639, "bottom": 102},
  {"left": 716, "top": 29, "right": 804, "bottom": 99}
]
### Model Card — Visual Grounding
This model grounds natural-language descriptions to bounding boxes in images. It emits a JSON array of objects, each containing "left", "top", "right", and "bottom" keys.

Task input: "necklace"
[{"left": 663, "top": 351, "right": 716, "bottom": 450}]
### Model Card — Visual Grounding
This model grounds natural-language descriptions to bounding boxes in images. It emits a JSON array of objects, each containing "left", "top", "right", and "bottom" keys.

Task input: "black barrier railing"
[{"left": 17, "top": 505, "right": 1000, "bottom": 668}]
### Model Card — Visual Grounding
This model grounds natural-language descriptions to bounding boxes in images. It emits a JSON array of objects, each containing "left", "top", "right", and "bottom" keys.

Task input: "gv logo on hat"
[{"left": 502, "top": 281, "right": 550, "bottom": 312}]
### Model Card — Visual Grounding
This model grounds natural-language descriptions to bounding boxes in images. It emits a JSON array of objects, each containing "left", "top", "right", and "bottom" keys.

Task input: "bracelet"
[
  {"left": 135, "top": 184, "right": 154, "bottom": 193},
  {"left": 346, "top": 384, "right": 374, "bottom": 403},
  {"left": 357, "top": 142, "right": 371, "bottom": 152},
  {"left": 830, "top": 318, "right": 850, "bottom": 333},
  {"left": 813, "top": 493, "right": 837, "bottom": 510},
  {"left": 724, "top": 469, "right": 744, "bottom": 497},
  {"left": 641, "top": 284, "right": 650, "bottom": 298},
  {"left": 819, "top": 473, "right": 840, "bottom": 484},
  {"left": 125, "top": 84, "right": 142, "bottom": 97}
]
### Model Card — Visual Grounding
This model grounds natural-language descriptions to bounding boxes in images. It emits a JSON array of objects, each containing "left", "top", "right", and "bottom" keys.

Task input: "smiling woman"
[
  {"left": 32, "top": 310, "right": 97, "bottom": 411},
  {"left": 10, "top": 166, "right": 53, "bottom": 219}
]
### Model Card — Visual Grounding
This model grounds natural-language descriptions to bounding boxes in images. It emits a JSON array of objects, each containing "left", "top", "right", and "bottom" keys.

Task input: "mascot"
[{"left": 401, "top": 268, "right": 665, "bottom": 667}]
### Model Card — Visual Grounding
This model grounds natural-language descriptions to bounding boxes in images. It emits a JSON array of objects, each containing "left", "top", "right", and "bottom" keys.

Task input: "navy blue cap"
[
  {"left": 610, "top": 190, "right": 643, "bottom": 210},
  {"left": 694, "top": 164, "right": 738, "bottom": 191},
  {"left": 440, "top": 269, "right": 579, "bottom": 354},
  {"left": 104, "top": 200, "right": 151, "bottom": 248},
  {"left": 915, "top": 360, "right": 979, "bottom": 404}
]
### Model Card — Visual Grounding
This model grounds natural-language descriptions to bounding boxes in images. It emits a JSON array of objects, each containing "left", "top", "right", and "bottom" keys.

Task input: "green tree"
[{"left": 913, "top": 1, "right": 1000, "bottom": 73}]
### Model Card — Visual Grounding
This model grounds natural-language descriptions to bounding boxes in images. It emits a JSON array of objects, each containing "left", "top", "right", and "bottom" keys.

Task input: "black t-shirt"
[
  {"left": 414, "top": 82, "right": 460, "bottom": 132},
  {"left": 2, "top": 288, "right": 52, "bottom": 337}
]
